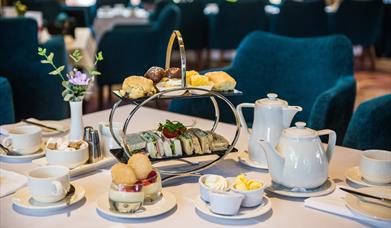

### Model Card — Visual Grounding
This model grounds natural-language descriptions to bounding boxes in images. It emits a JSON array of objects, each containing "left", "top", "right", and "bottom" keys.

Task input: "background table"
[{"left": 0, "top": 105, "right": 374, "bottom": 228}]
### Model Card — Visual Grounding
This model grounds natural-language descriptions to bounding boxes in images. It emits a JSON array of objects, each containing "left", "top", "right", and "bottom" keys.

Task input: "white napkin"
[
  {"left": 304, "top": 185, "right": 390, "bottom": 227},
  {"left": 0, "top": 169, "right": 27, "bottom": 198}
]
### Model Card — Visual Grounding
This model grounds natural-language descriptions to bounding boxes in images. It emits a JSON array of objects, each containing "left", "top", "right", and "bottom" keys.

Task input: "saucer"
[
  {"left": 237, "top": 151, "right": 268, "bottom": 170},
  {"left": 96, "top": 189, "right": 176, "bottom": 219},
  {"left": 346, "top": 166, "right": 391, "bottom": 188},
  {"left": 266, "top": 179, "right": 336, "bottom": 198},
  {"left": 12, "top": 183, "right": 85, "bottom": 212},
  {"left": 2, "top": 119, "right": 69, "bottom": 137},
  {"left": 194, "top": 195, "right": 272, "bottom": 220},
  {"left": 346, "top": 187, "right": 391, "bottom": 221},
  {"left": 0, "top": 146, "right": 45, "bottom": 162}
]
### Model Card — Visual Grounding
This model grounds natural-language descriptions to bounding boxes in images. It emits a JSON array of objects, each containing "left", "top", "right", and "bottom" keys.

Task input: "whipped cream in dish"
[{"left": 203, "top": 175, "right": 229, "bottom": 191}]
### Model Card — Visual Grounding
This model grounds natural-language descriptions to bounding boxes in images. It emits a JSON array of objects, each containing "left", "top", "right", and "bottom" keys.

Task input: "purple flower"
[{"left": 68, "top": 71, "right": 90, "bottom": 86}]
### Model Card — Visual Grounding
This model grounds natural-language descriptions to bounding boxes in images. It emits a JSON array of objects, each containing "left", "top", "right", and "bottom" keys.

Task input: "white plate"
[
  {"left": 346, "top": 187, "right": 391, "bottom": 221},
  {"left": 155, "top": 82, "right": 186, "bottom": 96},
  {"left": 0, "top": 143, "right": 45, "bottom": 163},
  {"left": 266, "top": 179, "right": 336, "bottom": 198},
  {"left": 2, "top": 119, "right": 69, "bottom": 137},
  {"left": 346, "top": 166, "right": 391, "bottom": 188},
  {"left": 96, "top": 189, "right": 177, "bottom": 219},
  {"left": 32, "top": 156, "right": 117, "bottom": 177},
  {"left": 237, "top": 151, "right": 268, "bottom": 170},
  {"left": 194, "top": 195, "right": 272, "bottom": 220},
  {"left": 189, "top": 85, "right": 213, "bottom": 95},
  {"left": 12, "top": 183, "right": 85, "bottom": 212}
]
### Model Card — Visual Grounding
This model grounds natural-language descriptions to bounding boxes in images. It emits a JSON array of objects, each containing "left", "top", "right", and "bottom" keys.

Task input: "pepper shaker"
[{"left": 83, "top": 126, "right": 102, "bottom": 163}]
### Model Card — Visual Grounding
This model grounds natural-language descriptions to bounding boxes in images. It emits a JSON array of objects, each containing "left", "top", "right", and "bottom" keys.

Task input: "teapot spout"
[
  {"left": 282, "top": 106, "right": 302, "bottom": 128},
  {"left": 258, "top": 140, "right": 285, "bottom": 182}
]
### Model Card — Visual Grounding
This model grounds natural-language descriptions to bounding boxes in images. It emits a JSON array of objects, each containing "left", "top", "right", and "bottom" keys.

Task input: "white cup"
[
  {"left": 28, "top": 166, "right": 70, "bottom": 203},
  {"left": 98, "top": 122, "right": 122, "bottom": 157},
  {"left": 2, "top": 126, "right": 42, "bottom": 154},
  {"left": 360, "top": 150, "right": 391, "bottom": 184}
]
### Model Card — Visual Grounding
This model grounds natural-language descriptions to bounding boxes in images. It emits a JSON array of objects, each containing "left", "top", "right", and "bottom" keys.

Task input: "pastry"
[
  {"left": 111, "top": 163, "right": 137, "bottom": 185},
  {"left": 165, "top": 67, "right": 181, "bottom": 79},
  {"left": 205, "top": 71, "right": 236, "bottom": 91},
  {"left": 128, "top": 153, "right": 153, "bottom": 180},
  {"left": 186, "top": 70, "right": 199, "bottom": 84},
  {"left": 120, "top": 76, "right": 156, "bottom": 99},
  {"left": 144, "top": 66, "right": 165, "bottom": 83},
  {"left": 190, "top": 75, "right": 211, "bottom": 87}
]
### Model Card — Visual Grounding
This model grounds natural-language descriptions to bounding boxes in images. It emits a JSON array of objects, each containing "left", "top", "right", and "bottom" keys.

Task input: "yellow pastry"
[
  {"left": 190, "top": 75, "right": 210, "bottom": 86},
  {"left": 186, "top": 70, "right": 199, "bottom": 85},
  {"left": 205, "top": 71, "right": 236, "bottom": 91},
  {"left": 120, "top": 76, "right": 156, "bottom": 99},
  {"left": 128, "top": 153, "right": 153, "bottom": 180},
  {"left": 111, "top": 163, "right": 137, "bottom": 185}
]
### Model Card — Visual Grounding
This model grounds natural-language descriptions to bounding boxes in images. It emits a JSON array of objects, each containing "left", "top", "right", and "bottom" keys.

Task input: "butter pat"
[{"left": 233, "top": 174, "right": 263, "bottom": 191}]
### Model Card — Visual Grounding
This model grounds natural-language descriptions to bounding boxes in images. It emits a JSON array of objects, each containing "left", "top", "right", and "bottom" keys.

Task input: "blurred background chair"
[
  {"left": 343, "top": 94, "right": 391, "bottom": 151},
  {"left": 21, "top": 0, "right": 65, "bottom": 32},
  {"left": 96, "top": 4, "right": 180, "bottom": 108},
  {"left": 269, "top": 0, "right": 329, "bottom": 37},
  {"left": 207, "top": 0, "right": 267, "bottom": 64},
  {"left": 0, "top": 18, "right": 68, "bottom": 121},
  {"left": 330, "top": 0, "right": 384, "bottom": 70},
  {"left": 0, "top": 77, "right": 15, "bottom": 125},
  {"left": 169, "top": 31, "right": 356, "bottom": 145}
]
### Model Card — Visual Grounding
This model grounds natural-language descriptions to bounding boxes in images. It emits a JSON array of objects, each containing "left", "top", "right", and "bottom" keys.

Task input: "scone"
[
  {"left": 205, "top": 71, "right": 236, "bottom": 91},
  {"left": 120, "top": 76, "right": 156, "bottom": 99}
]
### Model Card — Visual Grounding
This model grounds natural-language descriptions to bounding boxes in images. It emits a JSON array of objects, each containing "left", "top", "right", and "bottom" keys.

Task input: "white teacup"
[
  {"left": 360, "top": 150, "right": 391, "bottom": 184},
  {"left": 28, "top": 166, "right": 70, "bottom": 203},
  {"left": 2, "top": 126, "right": 42, "bottom": 154}
]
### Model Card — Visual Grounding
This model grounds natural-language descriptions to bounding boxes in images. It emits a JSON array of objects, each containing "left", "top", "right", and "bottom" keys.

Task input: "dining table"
[{"left": 0, "top": 104, "right": 383, "bottom": 228}]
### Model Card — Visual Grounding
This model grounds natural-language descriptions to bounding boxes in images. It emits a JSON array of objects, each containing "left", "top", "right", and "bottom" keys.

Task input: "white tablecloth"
[{"left": 0, "top": 105, "right": 377, "bottom": 228}]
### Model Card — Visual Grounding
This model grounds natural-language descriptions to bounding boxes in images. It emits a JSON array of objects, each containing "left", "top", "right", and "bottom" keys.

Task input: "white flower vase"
[{"left": 69, "top": 101, "right": 84, "bottom": 140}]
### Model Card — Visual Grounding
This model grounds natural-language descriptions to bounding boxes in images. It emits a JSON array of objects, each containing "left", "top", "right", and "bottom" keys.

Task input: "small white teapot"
[{"left": 259, "top": 122, "right": 336, "bottom": 189}]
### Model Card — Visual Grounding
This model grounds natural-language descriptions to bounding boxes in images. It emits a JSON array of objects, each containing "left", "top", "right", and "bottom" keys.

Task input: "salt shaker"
[{"left": 83, "top": 126, "right": 102, "bottom": 163}]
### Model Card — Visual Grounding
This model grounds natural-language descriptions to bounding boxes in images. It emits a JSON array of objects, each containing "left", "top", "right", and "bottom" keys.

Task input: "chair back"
[
  {"left": 333, "top": 0, "right": 383, "bottom": 46},
  {"left": 208, "top": 0, "right": 267, "bottom": 49},
  {"left": 22, "top": 0, "right": 62, "bottom": 25},
  {"left": 0, "top": 18, "right": 67, "bottom": 121},
  {"left": 343, "top": 94, "right": 391, "bottom": 151},
  {"left": 170, "top": 31, "right": 354, "bottom": 130},
  {"left": 97, "top": 4, "right": 180, "bottom": 86},
  {"left": 0, "top": 77, "right": 15, "bottom": 124},
  {"left": 269, "top": 0, "right": 329, "bottom": 37}
]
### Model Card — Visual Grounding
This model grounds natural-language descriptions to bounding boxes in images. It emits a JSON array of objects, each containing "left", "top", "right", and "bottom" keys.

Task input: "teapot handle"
[
  {"left": 236, "top": 103, "right": 255, "bottom": 135},
  {"left": 317, "top": 129, "right": 337, "bottom": 162}
]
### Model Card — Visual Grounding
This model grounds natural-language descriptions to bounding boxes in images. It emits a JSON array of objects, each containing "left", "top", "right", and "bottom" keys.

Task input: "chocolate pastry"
[
  {"left": 144, "top": 66, "right": 165, "bottom": 83},
  {"left": 165, "top": 67, "right": 181, "bottom": 79}
]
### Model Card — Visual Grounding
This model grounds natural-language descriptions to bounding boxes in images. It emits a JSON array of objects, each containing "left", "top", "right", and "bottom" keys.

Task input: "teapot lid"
[
  {"left": 256, "top": 93, "right": 288, "bottom": 106},
  {"left": 282, "top": 122, "right": 317, "bottom": 138}
]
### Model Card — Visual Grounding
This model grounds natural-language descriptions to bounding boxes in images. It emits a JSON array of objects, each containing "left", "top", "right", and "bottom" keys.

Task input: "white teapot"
[
  {"left": 259, "top": 122, "right": 336, "bottom": 189},
  {"left": 236, "top": 93, "right": 302, "bottom": 165}
]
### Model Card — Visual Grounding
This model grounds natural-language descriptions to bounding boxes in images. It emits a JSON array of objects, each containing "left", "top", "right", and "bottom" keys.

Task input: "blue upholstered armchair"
[
  {"left": 169, "top": 31, "right": 356, "bottom": 145},
  {"left": 0, "top": 18, "right": 68, "bottom": 121},
  {"left": 96, "top": 4, "right": 180, "bottom": 98},
  {"left": 343, "top": 94, "right": 391, "bottom": 151},
  {"left": 0, "top": 77, "right": 15, "bottom": 125}
]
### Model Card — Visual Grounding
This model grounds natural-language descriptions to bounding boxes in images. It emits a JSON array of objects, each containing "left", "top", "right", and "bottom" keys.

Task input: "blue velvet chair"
[
  {"left": 269, "top": 0, "right": 329, "bottom": 37},
  {"left": 169, "top": 31, "right": 356, "bottom": 145},
  {"left": 0, "top": 77, "right": 15, "bottom": 125},
  {"left": 208, "top": 0, "right": 267, "bottom": 50},
  {"left": 330, "top": 0, "right": 384, "bottom": 69},
  {"left": 22, "top": 0, "right": 63, "bottom": 28},
  {"left": 343, "top": 94, "right": 391, "bottom": 151},
  {"left": 0, "top": 18, "right": 68, "bottom": 121},
  {"left": 96, "top": 4, "right": 180, "bottom": 107}
]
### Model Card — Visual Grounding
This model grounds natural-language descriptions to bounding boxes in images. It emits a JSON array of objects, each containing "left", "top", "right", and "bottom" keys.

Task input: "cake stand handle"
[{"left": 165, "top": 30, "right": 187, "bottom": 88}]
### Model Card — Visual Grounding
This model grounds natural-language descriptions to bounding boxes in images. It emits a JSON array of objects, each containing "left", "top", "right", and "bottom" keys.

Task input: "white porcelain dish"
[
  {"left": 12, "top": 183, "right": 85, "bottom": 212},
  {"left": 346, "top": 166, "right": 391, "bottom": 188},
  {"left": 237, "top": 151, "right": 268, "bottom": 170},
  {"left": 45, "top": 141, "right": 89, "bottom": 169},
  {"left": 266, "top": 179, "right": 336, "bottom": 198},
  {"left": 155, "top": 81, "right": 185, "bottom": 96},
  {"left": 2, "top": 119, "right": 69, "bottom": 137},
  {"left": 198, "top": 174, "right": 229, "bottom": 202},
  {"left": 194, "top": 195, "right": 272, "bottom": 220},
  {"left": 346, "top": 187, "right": 391, "bottom": 221},
  {"left": 96, "top": 189, "right": 176, "bottom": 219}
]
